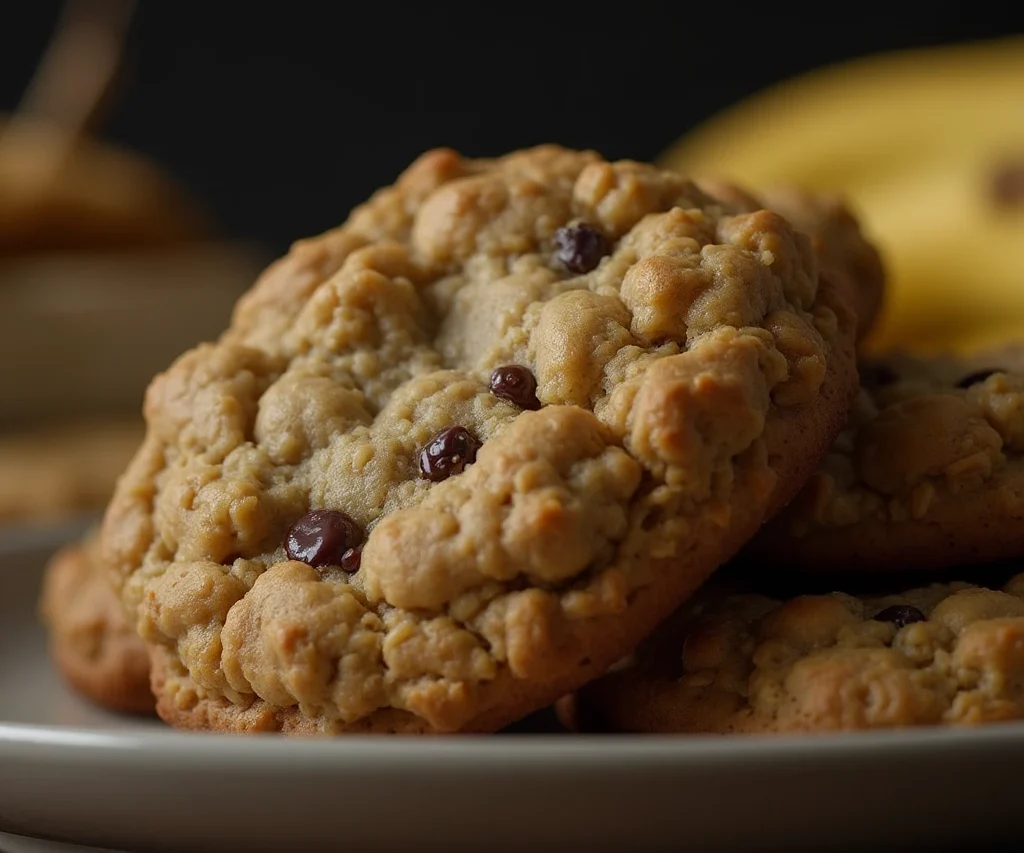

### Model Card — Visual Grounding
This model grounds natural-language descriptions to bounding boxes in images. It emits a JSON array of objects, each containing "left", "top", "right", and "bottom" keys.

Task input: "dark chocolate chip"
[
  {"left": 340, "top": 546, "right": 362, "bottom": 573},
  {"left": 419, "top": 426, "right": 481, "bottom": 482},
  {"left": 873, "top": 604, "right": 927, "bottom": 630},
  {"left": 955, "top": 369, "right": 1001, "bottom": 389},
  {"left": 285, "top": 509, "right": 364, "bottom": 569},
  {"left": 990, "top": 158, "right": 1024, "bottom": 208},
  {"left": 490, "top": 364, "right": 541, "bottom": 410},
  {"left": 554, "top": 223, "right": 611, "bottom": 274}
]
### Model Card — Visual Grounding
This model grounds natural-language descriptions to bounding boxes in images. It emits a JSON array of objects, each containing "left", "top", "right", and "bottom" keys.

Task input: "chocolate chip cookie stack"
[
  {"left": 38, "top": 142, "right": 1024, "bottom": 738},
  {"left": 565, "top": 345, "right": 1024, "bottom": 734}
]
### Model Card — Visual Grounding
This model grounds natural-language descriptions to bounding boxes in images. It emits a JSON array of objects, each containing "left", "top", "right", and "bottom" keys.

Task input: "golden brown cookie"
[
  {"left": 0, "top": 419, "right": 144, "bottom": 522},
  {"left": 749, "top": 346, "right": 1024, "bottom": 572},
  {"left": 102, "top": 144, "right": 859, "bottom": 735},
  {"left": 568, "top": 571, "right": 1024, "bottom": 734},
  {"left": 696, "top": 179, "right": 885, "bottom": 342},
  {"left": 39, "top": 533, "right": 154, "bottom": 715}
]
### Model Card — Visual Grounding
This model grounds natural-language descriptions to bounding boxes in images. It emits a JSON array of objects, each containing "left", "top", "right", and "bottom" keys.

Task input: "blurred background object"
[
  {"left": 659, "top": 36, "right": 1024, "bottom": 355},
  {"left": 0, "top": 3, "right": 1021, "bottom": 524},
  {"left": 0, "top": 0, "right": 204, "bottom": 254},
  {"left": 0, "top": 0, "right": 264, "bottom": 524},
  {"left": 0, "top": 420, "right": 142, "bottom": 522},
  {"left": 3, "top": 4, "right": 1021, "bottom": 256}
]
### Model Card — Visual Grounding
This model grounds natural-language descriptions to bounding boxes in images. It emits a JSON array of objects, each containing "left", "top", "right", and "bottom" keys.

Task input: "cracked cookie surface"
[
  {"left": 751, "top": 346, "right": 1024, "bottom": 572},
  {"left": 696, "top": 180, "right": 885, "bottom": 343},
  {"left": 39, "top": 533, "right": 154, "bottom": 714},
  {"left": 569, "top": 571, "right": 1024, "bottom": 734},
  {"left": 102, "top": 145, "right": 859, "bottom": 734}
]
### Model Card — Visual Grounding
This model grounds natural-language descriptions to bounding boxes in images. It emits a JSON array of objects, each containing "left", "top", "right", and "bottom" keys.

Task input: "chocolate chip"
[
  {"left": 285, "top": 509, "right": 364, "bottom": 569},
  {"left": 419, "top": 426, "right": 481, "bottom": 482},
  {"left": 554, "top": 223, "right": 611, "bottom": 273},
  {"left": 955, "top": 369, "right": 1000, "bottom": 389},
  {"left": 490, "top": 364, "right": 541, "bottom": 410},
  {"left": 861, "top": 362, "right": 898, "bottom": 387},
  {"left": 873, "top": 604, "right": 927, "bottom": 629},
  {"left": 990, "top": 158, "right": 1024, "bottom": 208},
  {"left": 340, "top": 546, "right": 362, "bottom": 573}
]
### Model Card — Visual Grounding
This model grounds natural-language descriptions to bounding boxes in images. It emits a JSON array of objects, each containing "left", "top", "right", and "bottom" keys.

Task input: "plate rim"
[{"left": 4, "top": 719, "right": 1024, "bottom": 768}]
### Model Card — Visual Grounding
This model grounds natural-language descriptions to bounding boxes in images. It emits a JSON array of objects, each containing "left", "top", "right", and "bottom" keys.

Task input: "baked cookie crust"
[
  {"left": 696, "top": 179, "right": 885, "bottom": 343},
  {"left": 39, "top": 534, "right": 153, "bottom": 715},
  {"left": 569, "top": 570, "right": 1024, "bottom": 734},
  {"left": 751, "top": 347, "right": 1024, "bottom": 572}
]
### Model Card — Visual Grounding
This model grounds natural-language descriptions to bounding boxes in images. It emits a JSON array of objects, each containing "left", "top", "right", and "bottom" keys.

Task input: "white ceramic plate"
[{"left": 2, "top": 526, "right": 1024, "bottom": 853}]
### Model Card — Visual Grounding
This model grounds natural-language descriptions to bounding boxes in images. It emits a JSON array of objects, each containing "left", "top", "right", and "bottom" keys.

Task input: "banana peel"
[{"left": 658, "top": 36, "right": 1024, "bottom": 353}]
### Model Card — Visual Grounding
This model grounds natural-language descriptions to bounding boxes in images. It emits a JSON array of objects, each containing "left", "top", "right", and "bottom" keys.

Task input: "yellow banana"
[{"left": 658, "top": 36, "right": 1024, "bottom": 353}]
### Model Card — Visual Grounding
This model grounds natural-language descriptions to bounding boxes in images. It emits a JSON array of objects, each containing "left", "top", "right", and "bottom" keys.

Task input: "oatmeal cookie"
[
  {"left": 39, "top": 533, "right": 154, "bottom": 714},
  {"left": 749, "top": 346, "right": 1024, "bottom": 572},
  {"left": 696, "top": 179, "right": 885, "bottom": 341},
  {"left": 102, "top": 145, "right": 858, "bottom": 734},
  {"left": 566, "top": 571, "right": 1024, "bottom": 733}
]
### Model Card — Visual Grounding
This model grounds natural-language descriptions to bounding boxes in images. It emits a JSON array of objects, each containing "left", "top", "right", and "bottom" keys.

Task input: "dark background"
[{"left": 2, "top": 3, "right": 1022, "bottom": 257}]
